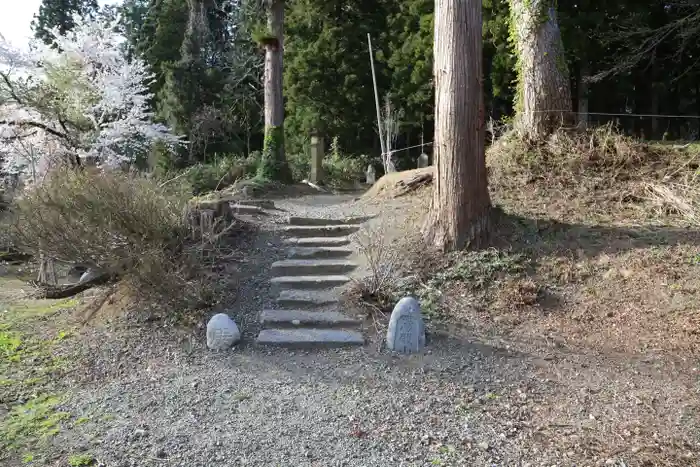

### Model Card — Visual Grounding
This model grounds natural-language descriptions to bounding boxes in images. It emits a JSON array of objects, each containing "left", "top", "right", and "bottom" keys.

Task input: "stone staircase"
[{"left": 255, "top": 215, "right": 369, "bottom": 348}]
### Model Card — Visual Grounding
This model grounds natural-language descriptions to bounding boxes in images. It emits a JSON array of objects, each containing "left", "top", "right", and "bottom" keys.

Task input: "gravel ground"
[
  {"left": 10, "top": 192, "right": 698, "bottom": 466},
  {"left": 58, "top": 322, "right": 699, "bottom": 467},
  {"left": 272, "top": 191, "right": 378, "bottom": 219},
  {"left": 61, "top": 333, "right": 553, "bottom": 467}
]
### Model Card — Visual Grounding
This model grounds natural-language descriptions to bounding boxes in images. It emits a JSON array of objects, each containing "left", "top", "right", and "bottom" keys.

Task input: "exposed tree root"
[{"left": 33, "top": 273, "right": 114, "bottom": 299}]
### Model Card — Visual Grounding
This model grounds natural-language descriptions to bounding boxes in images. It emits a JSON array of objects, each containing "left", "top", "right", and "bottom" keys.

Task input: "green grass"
[
  {"left": 0, "top": 326, "right": 22, "bottom": 359},
  {"left": 68, "top": 453, "right": 95, "bottom": 466},
  {"left": 74, "top": 416, "right": 90, "bottom": 426}
]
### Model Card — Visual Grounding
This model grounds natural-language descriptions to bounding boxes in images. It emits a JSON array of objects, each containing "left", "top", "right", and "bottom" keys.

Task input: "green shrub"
[
  {"left": 187, "top": 160, "right": 239, "bottom": 195},
  {"left": 287, "top": 151, "right": 310, "bottom": 182},
  {"left": 150, "top": 141, "right": 183, "bottom": 177},
  {"left": 185, "top": 154, "right": 259, "bottom": 195},
  {"left": 287, "top": 136, "right": 367, "bottom": 185},
  {"left": 322, "top": 137, "right": 366, "bottom": 186}
]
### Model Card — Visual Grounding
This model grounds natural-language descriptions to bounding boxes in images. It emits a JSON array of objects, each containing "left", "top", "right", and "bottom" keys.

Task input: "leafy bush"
[
  {"left": 287, "top": 136, "right": 367, "bottom": 185},
  {"left": 10, "top": 168, "right": 227, "bottom": 310},
  {"left": 323, "top": 137, "right": 367, "bottom": 186},
  {"left": 287, "top": 151, "right": 311, "bottom": 182},
  {"left": 185, "top": 154, "right": 258, "bottom": 195}
]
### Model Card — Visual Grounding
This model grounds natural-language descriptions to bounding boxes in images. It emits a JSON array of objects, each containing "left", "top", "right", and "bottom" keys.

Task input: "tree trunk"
[
  {"left": 510, "top": 0, "right": 572, "bottom": 139},
  {"left": 577, "top": 62, "right": 589, "bottom": 129},
  {"left": 695, "top": 83, "right": 700, "bottom": 139},
  {"left": 422, "top": 0, "right": 491, "bottom": 251},
  {"left": 650, "top": 53, "right": 661, "bottom": 139},
  {"left": 258, "top": 0, "right": 291, "bottom": 181}
]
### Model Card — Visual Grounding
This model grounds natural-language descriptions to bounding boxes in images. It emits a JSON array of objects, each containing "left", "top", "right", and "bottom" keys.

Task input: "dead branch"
[
  {"left": 0, "top": 250, "right": 33, "bottom": 263},
  {"left": 394, "top": 169, "right": 434, "bottom": 197},
  {"left": 0, "top": 119, "right": 70, "bottom": 141},
  {"left": 34, "top": 272, "right": 114, "bottom": 299}
]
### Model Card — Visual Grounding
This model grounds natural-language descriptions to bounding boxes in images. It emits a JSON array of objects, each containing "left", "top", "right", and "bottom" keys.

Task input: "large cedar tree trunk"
[
  {"left": 422, "top": 0, "right": 491, "bottom": 251},
  {"left": 258, "top": 0, "right": 290, "bottom": 181},
  {"left": 509, "top": 0, "right": 572, "bottom": 139}
]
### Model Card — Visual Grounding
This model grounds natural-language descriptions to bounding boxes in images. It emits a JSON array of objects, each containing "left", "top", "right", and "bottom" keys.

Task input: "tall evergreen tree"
[
  {"left": 135, "top": 0, "right": 262, "bottom": 166},
  {"left": 137, "top": 0, "right": 190, "bottom": 97},
  {"left": 32, "top": 0, "right": 99, "bottom": 45},
  {"left": 257, "top": 0, "right": 291, "bottom": 181},
  {"left": 284, "top": 0, "right": 391, "bottom": 156},
  {"left": 424, "top": 0, "right": 490, "bottom": 250},
  {"left": 509, "top": 0, "right": 572, "bottom": 139}
]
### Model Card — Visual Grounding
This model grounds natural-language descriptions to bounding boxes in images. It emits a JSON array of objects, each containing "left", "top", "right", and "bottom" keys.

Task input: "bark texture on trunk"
[
  {"left": 650, "top": 54, "right": 660, "bottom": 139},
  {"left": 259, "top": 0, "right": 290, "bottom": 181},
  {"left": 510, "top": 0, "right": 572, "bottom": 139},
  {"left": 577, "top": 63, "right": 589, "bottom": 129},
  {"left": 422, "top": 0, "right": 491, "bottom": 251},
  {"left": 264, "top": 0, "right": 284, "bottom": 128}
]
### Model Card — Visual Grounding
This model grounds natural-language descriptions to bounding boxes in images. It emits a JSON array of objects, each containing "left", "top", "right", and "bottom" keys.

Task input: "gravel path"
[
  {"left": 28, "top": 192, "right": 699, "bottom": 467},
  {"left": 63, "top": 333, "right": 551, "bottom": 467},
  {"left": 60, "top": 322, "right": 699, "bottom": 467},
  {"left": 272, "top": 192, "right": 377, "bottom": 219}
]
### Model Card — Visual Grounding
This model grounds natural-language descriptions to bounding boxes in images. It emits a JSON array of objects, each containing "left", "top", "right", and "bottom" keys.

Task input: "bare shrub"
[
  {"left": 487, "top": 123, "right": 675, "bottom": 188},
  {"left": 486, "top": 125, "right": 700, "bottom": 226},
  {"left": 349, "top": 223, "right": 404, "bottom": 314},
  {"left": 10, "top": 168, "right": 234, "bottom": 311}
]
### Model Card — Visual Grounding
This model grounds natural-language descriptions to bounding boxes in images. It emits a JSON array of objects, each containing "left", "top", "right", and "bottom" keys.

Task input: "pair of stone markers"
[{"left": 206, "top": 296, "right": 426, "bottom": 354}]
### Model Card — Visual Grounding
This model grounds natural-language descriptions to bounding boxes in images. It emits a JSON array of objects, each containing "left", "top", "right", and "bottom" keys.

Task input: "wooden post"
[{"left": 309, "top": 130, "right": 324, "bottom": 183}]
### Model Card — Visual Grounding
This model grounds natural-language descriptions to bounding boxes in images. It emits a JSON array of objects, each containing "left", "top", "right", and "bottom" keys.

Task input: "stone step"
[
  {"left": 270, "top": 275, "right": 350, "bottom": 291},
  {"left": 287, "top": 215, "right": 373, "bottom": 226},
  {"left": 271, "top": 259, "right": 357, "bottom": 276},
  {"left": 282, "top": 225, "right": 361, "bottom": 238},
  {"left": 230, "top": 204, "right": 266, "bottom": 215},
  {"left": 260, "top": 309, "right": 361, "bottom": 328},
  {"left": 236, "top": 199, "right": 276, "bottom": 209},
  {"left": 276, "top": 290, "right": 339, "bottom": 309},
  {"left": 283, "top": 237, "right": 351, "bottom": 248},
  {"left": 287, "top": 246, "right": 353, "bottom": 259},
  {"left": 256, "top": 328, "right": 364, "bottom": 348}
]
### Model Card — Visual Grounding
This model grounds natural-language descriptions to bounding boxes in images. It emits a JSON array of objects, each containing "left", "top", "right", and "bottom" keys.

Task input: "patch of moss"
[
  {"left": 0, "top": 326, "right": 22, "bottom": 359},
  {"left": 2, "top": 298, "right": 79, "bottom": 328},
  {"left": 73, "top": 416, "right": 90, "bottom": 426},
  {"left": 251, "top": 29, "right": 279, "bottom": 47},
  {"left": 1, "top": 395, "right": 70, "bottom": 452},
  {"left": 250, "top": 21, "right": 279, "bottom": 48},
  {"left": 257, "top": 125, "right": 291, "bottom": 182},
  {"left": 68, "top": 454, "right": 95, "bottom": 466},
  {"left": 1, "top": 294, "right": 79, "bottom": 452}
]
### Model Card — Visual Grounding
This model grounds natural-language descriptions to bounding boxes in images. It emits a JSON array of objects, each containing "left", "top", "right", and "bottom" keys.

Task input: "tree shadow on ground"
[{"left": 490, "top": 208, "right": 700, "bottom": 259}]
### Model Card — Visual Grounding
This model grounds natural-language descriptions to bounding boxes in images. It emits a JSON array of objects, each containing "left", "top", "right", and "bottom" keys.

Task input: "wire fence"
[{"left": 381, "top": 110, "right": 700, "bottom": 163}]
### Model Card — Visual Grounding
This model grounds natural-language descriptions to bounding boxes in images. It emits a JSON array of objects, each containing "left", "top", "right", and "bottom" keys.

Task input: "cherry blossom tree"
[{"left": 0, "top": 15, "right": 183, "bottom": 184}]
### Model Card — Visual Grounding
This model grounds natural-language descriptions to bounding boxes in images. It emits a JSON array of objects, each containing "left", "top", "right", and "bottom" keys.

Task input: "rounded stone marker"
[
  {"left": 206, "top": 313, "right": 241, "bottom": 350},
  {"left": 386, "top": 296, "right": 425, "bottom": 354}
]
